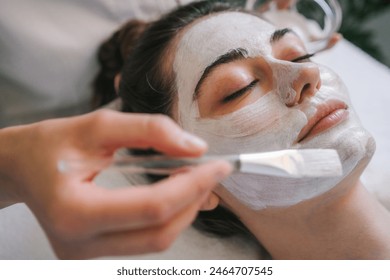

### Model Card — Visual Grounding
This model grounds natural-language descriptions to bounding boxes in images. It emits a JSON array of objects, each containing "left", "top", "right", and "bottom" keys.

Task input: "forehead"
[{"left": 173, "top": 12, "right": 275, "bottom": 74}]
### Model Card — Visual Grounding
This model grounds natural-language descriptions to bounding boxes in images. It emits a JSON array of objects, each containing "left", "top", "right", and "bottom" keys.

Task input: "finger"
[
  {"left": 87, "top": 110, "right": 208, "bottom": 156},
  {"left": 199, "top": 192, "right": 220, "bottom": 211},
  {"left": 80, "top": 160, "right": 232, "bottom": 233},
  {"left": 66, "top": 198, "right": 204, "bottom": 259}
]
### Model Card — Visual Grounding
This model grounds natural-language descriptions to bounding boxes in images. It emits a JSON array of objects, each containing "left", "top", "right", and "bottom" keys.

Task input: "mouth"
[{"left": 297, "top": 99, "right": 349, "bottom": 143}]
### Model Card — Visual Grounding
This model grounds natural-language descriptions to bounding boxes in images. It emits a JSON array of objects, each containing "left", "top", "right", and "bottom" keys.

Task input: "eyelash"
[
  {"left": 291, "top": 53, "right": 315, "bottom": 63},
  {"left": 222, "top": 79, "right": 259, "bottom": 104},
  {"left": 220, "top": 53, "right": 313, "bottom": 104}
]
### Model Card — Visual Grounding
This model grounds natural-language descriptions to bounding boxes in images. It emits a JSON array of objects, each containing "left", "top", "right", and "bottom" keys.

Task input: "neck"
[{"left": 218, "top": 161, "right": 390, "bottom": 259}]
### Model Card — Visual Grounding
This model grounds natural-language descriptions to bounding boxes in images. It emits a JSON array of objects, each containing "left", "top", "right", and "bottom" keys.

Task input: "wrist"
[{"left": 0, "top": 125, "right": 30, "bottom": 207}]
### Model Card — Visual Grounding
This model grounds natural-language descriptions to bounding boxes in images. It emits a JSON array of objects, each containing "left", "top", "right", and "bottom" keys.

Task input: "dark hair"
[
  {"left": 93, "top": 0, "right": 263, "bottom": 249},
  {"left": 92, "top": 20, "right": 149, "bottom": 108}
]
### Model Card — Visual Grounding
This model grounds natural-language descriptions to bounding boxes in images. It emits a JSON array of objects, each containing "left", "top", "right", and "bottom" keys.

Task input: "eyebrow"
[
  {"left": 193, "top": 28, "right": 294, "bottom": 100},
  {"left": 270, "top": 28, "right": 294, "bottom": 43},
  {"left": 193, "top": 48, "right": 248, "bottom": 100}
]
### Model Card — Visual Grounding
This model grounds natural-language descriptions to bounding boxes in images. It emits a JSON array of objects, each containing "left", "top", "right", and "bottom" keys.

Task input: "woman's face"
[{"left": 172, "top": 12, "right": 375, "bottom": 209}]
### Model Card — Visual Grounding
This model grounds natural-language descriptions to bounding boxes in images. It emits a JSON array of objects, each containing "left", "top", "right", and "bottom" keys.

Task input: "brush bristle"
[{"left": 291, "top": 149, "right": 342, "bottom": 177}]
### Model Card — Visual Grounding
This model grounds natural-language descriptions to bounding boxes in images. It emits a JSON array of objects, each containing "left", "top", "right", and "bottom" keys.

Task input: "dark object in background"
[{"left": 338, "top": 0, "right": 390, "bottom": 66}]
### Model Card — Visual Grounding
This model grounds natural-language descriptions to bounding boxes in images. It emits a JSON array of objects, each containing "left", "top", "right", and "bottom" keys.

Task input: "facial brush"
[{"left": 58, "top": 149, "right": 342, "bottom": 178}]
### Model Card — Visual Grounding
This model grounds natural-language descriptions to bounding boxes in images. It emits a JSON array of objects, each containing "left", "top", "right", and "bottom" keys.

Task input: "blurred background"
[
  {"left": 338, "top": 0, "right": 390, "bottom": 67},
  {"left": 227, "top": 0, "right": 390, "bottom": 67}
]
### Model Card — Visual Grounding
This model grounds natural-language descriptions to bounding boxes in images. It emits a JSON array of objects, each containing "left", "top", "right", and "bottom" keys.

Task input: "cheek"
[
  {"left": 193, "top": 93, "right": 307, "bottom": 154},
  {"left": 319, "top": 66, "right": 350, "bottom": 100}
]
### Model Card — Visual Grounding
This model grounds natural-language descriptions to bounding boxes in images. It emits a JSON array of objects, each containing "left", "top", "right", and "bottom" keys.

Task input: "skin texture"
[
  {"left": 169, "top": 12, "right": 390, "bottom": 258},
  {"left": 0, "top": 110, "right": 232, "bottom": 259},
  {"left": 173, "top": 12, "right": 374, "bottom": 209}
]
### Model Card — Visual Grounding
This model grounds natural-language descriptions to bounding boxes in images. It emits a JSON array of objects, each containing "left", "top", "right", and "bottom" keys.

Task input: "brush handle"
[
  {"left": 109, "top": 155, "right": 240, "bottom": 175},
  {"left": 58, "top": 154, "right": 240, "bottom": 175}
]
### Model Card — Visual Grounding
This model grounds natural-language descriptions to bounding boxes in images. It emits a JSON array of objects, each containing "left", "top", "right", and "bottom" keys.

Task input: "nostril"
[
  {"left": 298, "top": 83, "right": 312, "bottom": 103},
  {"left": 302, "top": 83, "right": 311, "bottom": 92}
]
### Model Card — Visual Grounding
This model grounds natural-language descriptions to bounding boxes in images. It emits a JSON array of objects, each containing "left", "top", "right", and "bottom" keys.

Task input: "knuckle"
[
  {"left": 151, "top": 231, "right": 175, "bottom": 252},
  {"left": 145, "top": 114, "right": 174, "bottom": 136},
  {"left": 191, "top": 177, "right": 211, "bottom": 197},
  {"left": 85, "top": 109, "right": 117, "bottom": 138},
  {"left": 90, "top": 109, "right": 115, "bottom": 127},
  {"left": 144, "top": 199, "right": 172, "bottom": 224}
]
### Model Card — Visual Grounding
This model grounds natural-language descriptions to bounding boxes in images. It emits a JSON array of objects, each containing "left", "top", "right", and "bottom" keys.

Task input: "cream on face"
[{"left": 173, "top": 12, "right": 375, "bottom": 209}]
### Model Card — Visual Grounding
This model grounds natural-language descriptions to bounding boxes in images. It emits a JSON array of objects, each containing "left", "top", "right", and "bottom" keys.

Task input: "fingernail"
[{"left": 181, "top": 132, "right": 207, "bottom": 150}]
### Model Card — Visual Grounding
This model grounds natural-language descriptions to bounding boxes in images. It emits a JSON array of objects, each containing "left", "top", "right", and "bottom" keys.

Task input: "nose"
[{"left": 287, "top": 64, "right": 321, "bottom": 106}]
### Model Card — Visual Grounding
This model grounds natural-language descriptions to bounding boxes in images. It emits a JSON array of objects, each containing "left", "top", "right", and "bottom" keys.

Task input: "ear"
[
  {"left": 325, "top": 33, "right": 343, "bottom": 50},
  {"left": 200, "top": 192, "right": 220, "bottom": 211},
  {"left": 276, "top": 0, "right": 296, "bottom": 9},
  {"left": 114, "top": 73, "right": 122, "bottom": 94}
]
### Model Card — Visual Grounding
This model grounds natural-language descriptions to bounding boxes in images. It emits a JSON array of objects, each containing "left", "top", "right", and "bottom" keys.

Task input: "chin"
[
  {"left": 300, "top": 114, "right": 376, "bottom": 181},
  {"left": 337, "top": 126, "right": 376, "bottom": 179}
]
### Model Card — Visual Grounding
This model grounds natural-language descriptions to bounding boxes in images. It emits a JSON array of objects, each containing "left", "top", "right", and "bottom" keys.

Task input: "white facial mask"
[{"left": 173, "top": 12, "right": 375, "bottom": 209}]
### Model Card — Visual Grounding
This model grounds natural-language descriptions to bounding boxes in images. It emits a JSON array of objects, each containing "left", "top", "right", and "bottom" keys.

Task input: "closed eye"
[
  {"left": 222, "top": 79, "right": 259, "bottom": 104},
  {"left": 291, "top": 53, "right": 315, "bottom": 63}
]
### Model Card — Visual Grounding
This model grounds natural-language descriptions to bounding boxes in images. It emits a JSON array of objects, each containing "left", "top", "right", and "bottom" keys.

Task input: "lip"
[{"left": 297, "top": 99, "right": 349, "bottom": 143}]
